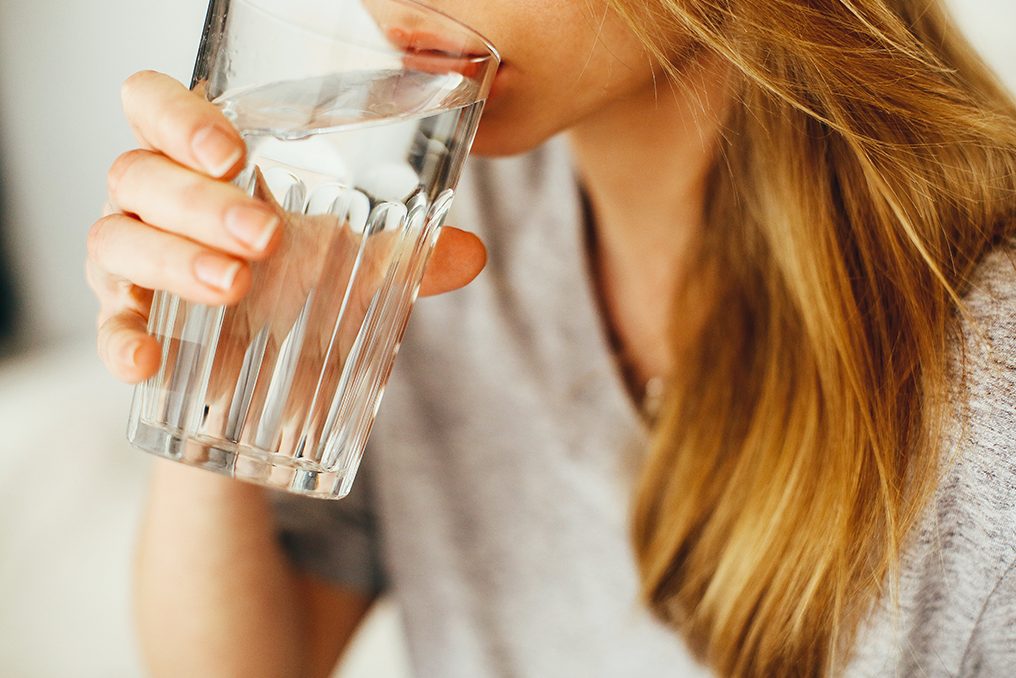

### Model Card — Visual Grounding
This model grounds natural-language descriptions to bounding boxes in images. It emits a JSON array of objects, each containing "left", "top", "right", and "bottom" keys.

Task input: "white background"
[{"left": 0, "top": 1, "right": 1013, "bottom": 677}]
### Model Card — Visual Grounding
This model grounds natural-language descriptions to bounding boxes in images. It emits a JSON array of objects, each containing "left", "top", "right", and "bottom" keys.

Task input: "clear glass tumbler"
[{"left": 128, "top": 0, "right": 499, "bottom": 499}]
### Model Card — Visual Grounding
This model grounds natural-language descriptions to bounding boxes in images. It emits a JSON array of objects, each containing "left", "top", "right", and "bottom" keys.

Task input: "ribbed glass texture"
[{"left": 127, "top": 0, "right": 497, "bottom": 498}]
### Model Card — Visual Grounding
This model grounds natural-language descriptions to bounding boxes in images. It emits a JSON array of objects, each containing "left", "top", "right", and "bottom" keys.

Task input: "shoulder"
[
  {"left": 917, "top": 239, "right": 1016, "bottom": 668},
  {"left": 958, "top": 238, "right": 1016, "bottom": 373},
  {"left": 934, "top": 237, "right": 1016, "bottom": 579},
  {"left": 947, "top": 238, "right": 1016, "bottom": 540},
  {"left": 846, "top": 241, "right": 1016, "bottom": 676}
]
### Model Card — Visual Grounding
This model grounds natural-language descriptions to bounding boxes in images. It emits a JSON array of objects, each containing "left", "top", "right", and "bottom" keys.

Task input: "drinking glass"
[{"left": 127, "top": 0, "right": 499, "bottom": 499}]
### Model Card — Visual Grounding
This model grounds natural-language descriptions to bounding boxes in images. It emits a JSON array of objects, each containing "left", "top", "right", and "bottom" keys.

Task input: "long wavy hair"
[{"left": 608, "top": 1, "right": 1016, "bottom": 675}]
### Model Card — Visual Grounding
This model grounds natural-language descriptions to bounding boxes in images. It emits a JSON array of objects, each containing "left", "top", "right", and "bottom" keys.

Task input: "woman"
[{"left": 87, "top": 0, "right": 1016, "bottom": 676}]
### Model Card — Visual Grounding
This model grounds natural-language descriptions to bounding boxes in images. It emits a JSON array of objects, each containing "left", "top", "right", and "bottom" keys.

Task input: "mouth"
[
  {"left": 386, "top": 28, "right": 498, "bottom": 61},
  {"left": 386, "top": 28, "right": 503, "bottom": 93}
]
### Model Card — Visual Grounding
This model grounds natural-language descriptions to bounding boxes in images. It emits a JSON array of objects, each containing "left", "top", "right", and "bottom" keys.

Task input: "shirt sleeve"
[
  {"left": 267, "top": 453, "right": 387, "bottom": 597},
  {"left": 959, "top": 558, "right": 1016, "bottom": 677}
]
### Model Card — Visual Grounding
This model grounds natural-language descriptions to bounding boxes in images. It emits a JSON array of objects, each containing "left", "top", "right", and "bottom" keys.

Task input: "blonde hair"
[{"left": 607, "top": 1, "right": 1016, "bottom": 675}]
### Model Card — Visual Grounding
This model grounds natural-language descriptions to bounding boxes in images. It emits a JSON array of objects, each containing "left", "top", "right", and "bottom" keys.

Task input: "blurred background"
[{"left": 0, "top": 0, "right": 1013, "bottom": 676}]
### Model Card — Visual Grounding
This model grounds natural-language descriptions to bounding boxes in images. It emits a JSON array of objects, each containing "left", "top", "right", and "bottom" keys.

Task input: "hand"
[{"left": 87, "top": 70, "right": 487, "bottom": 386}]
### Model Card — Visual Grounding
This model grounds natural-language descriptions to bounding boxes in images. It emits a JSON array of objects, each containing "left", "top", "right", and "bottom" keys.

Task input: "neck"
[{"left": 567, "top": 58, "right": 729, "bottom": 385}]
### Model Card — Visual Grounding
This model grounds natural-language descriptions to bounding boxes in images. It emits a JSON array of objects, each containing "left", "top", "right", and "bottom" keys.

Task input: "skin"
[
  {"left": 87, "top": 1, "right": 727, "bottom": 675},
  {"left": 445, "top": 0, "right": 728, "bottom": 382}
]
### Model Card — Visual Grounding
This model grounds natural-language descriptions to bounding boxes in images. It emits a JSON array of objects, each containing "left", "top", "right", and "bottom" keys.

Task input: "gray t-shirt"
[{"left": 271, "top": 138, "right": 1016, "bottom": 677}]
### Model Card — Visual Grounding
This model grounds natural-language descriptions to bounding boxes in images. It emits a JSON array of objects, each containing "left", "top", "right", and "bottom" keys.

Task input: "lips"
[
  {"left": 386, "top": 28, "right": 491, "bottom": 60},
  {"left": 386, "top": 27, "right": 501, "bottom": 91}
]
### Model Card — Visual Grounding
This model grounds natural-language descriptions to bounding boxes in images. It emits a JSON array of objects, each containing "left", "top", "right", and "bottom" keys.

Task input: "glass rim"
[{"left": 233, "top": 0, "right": 500, "bottom": 67}]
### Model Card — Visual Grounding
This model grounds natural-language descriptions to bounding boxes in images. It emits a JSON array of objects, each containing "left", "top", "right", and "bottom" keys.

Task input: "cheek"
[
  {"left": 428, "top": 1, "right": 657, "bottom": 156},
  {"left": 471, "top": 43, "right": 656, "bottom": 155}
]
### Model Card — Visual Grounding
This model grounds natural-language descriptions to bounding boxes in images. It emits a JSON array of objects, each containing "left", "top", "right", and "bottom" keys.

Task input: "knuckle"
[
  {"left": 96, "top": 316, "right": 116, "bottom": 364},
  {"left": 107, "top": 148, "right": 150, "bottom": 198},
  {"left": 121, "top": 70, "right": 159, "bottom": 106},
  {"left": 178, "top": 174, "right": 220, "bottom": 212},
  {"left": 84, "top": 258, "right": 103, "bottom": 295},
  {"left": 86, "top": 216, "right": 115, "bottom": 263},
  {"left": 138, "top": 240, "right": 173, "bottom": 282}
]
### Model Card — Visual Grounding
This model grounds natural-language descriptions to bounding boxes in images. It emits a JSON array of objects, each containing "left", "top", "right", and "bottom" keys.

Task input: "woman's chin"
[{"left": 468, "top": 117, "right": 551, "bottom": 158}]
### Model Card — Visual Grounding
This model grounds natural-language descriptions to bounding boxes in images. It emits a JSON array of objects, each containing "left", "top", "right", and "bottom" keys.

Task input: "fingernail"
[
  {"left": 225, "top": 204, "right": 279, "bottom": 251},
  {"left": 192, "top": 125, "right": 243, "bottom": 177},
  {"left": 194, "top": 254, "right": 242, "bottom": 291}
]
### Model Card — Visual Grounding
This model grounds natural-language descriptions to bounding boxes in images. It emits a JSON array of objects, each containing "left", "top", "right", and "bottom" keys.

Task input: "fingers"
[
  {"left": 88, "top": 212, "right": 251, "bottom": 307},
  {"left": 100, "top": 69, "right": 256, "bottom": 386},
  {"left": 97, "top": 309, "right": 161, "bottom": 384},
  {"left": 86, "top": 257, "right": 153, "bottom": 325},
  {"left": 419, "top": 227, "right": 487, "bottom": 297},
  {"left": 107, "top": 149, "right": 279, "bottom": 259},
  {"left": 121, "top": 70, "right": 245, "bottom": 179}
]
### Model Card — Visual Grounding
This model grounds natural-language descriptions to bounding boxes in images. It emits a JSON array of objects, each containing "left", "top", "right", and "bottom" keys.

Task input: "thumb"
[{"left": 419, "top": 226, "right": 487, "bottom": 297}]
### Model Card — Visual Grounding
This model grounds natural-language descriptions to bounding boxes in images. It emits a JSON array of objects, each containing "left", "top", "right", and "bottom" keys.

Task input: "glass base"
[{"left": 130, "top": 419, "right": 352, "bottom": 499}]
